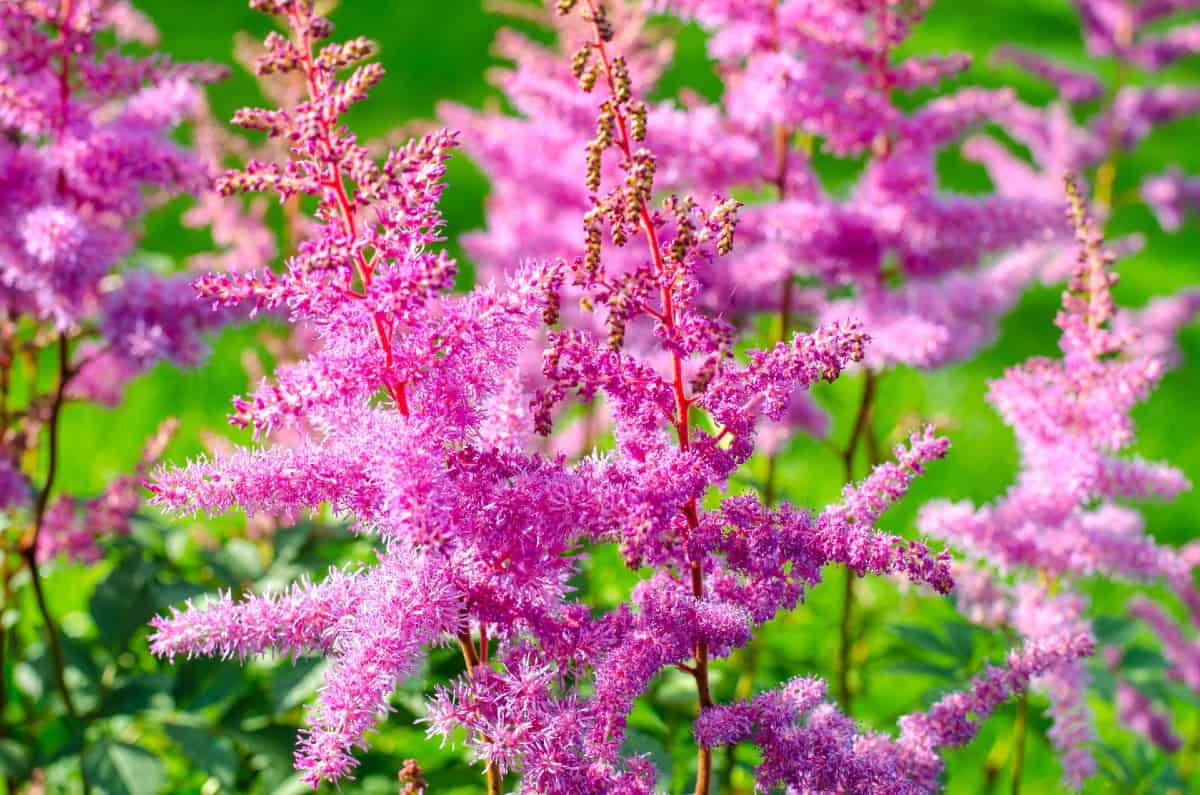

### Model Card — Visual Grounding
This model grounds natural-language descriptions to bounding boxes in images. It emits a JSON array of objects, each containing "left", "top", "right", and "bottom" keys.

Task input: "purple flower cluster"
[
  {"left": 137, "top": 2, "right": 1155, "bottom": 793},
  {"left": 0, "top": 0, "right": 237, "bottom": 563},
  {"left": 921, "top": 181, "right": 1199, "bottom": 786}
]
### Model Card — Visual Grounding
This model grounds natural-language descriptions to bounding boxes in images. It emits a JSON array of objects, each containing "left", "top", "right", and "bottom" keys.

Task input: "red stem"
[
  {"left": 290, "top": 10, "right": 410, "bottom": 416},
  {"left": 581, "top": 5, "right": 713, "bottom": 793}
]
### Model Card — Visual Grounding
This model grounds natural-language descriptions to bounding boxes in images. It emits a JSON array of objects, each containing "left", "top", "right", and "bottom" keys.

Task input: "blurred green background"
[{"left": 35, "top": 0, "right": 1200, "bottom": 793}]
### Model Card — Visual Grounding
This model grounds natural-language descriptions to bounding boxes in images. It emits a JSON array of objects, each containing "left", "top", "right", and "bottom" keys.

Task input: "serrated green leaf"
[{"left": 84, "top": 740, "right": 165, "bottom": 795}]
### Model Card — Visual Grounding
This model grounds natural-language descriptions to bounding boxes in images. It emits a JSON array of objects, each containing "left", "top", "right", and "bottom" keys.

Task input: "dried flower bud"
[
  {"left": 587, "top": 2, "right": 614, "bottom": 42},
  {"left": 543, "top": 284, "right": 561, "bottom": 327},
  {"left": 611, "top": 56, "right": 631, "bottom": 104},
  {"left": 629, "top": 100, "right": 647, "bottom": 141},
  {"left": 580, "top": 62, "right": 600, "bottom": 93},
  {"left": 584, "top": 220, "right": 602, "bottom": 273},
  {"left": 606, "top": 307, "right": 626, "bottom": 350},
  {"left": 571, "top": 46, "right": 592, "bottom": 80},
  {"left": 316, "top": 36, "right": 376, "bottom": 71},
  {"left": 585, "top": 140, "right": 603, "bottom": 193}
]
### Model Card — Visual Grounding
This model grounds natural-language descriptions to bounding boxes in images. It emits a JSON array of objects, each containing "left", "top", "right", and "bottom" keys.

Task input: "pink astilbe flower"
[
  {"left": 148, "top": 1, "right": 1193, "bottom": 792},
  {"left": 1142, "top": 167, "right": 1200, "bottom": 231},
  {"left": 1127, "top": 597, "right": 1200, "bottom": 694},
  {"left": 920, "top": 182, "right": 1196, "bottom": 787},
  {"left": 150, "top": 0, "right": 605, "bottom": 785},
  {"left": 1101, "top": 646, "right": 1184, "bottom": 753},
  {"left": 0, "top": 0, "right": 235, "bottom": 423},
  {"left": 981, "top": 0, "right": 1200, "bottom": 288},
  {"left": 694, "top": 632, "right": 1093, "bottom": 794},
  {"left": 449, "top": 0, "right": 1066, "bottom": 400}
]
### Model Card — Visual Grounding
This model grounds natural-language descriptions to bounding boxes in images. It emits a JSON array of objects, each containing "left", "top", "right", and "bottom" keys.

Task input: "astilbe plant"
[
  {"left": 0, "top": 2, "right": 240, "bottom": 789},
  {"left": 444, "top": 0, "right": 1069, "bottom": 384},
  {"left": 444, "top": 0, "right": 1081, "bottom": 737},
  {"left": 982, "top": 0, "right": 1200, "bottom": 226},
  {"left": 920, "top": 178, "right": 1200, "bottom": 789},
  {"left": 146, "top": 1, "right": 1098, "bottom": 793}
]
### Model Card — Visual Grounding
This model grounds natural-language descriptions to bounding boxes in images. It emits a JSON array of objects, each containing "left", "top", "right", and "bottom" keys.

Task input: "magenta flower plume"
[
  {"left": 146, "top": 1, "right": 1194, "bottom": 793},
  {"left": 693, "top": 632, "right": 1092, "bottom": 794},
  {"left": 920, "top": 179, "right": 1197, "bottom": 786},
  {"left": 0, "top": 11, "right": 241, "bottom": 697}
]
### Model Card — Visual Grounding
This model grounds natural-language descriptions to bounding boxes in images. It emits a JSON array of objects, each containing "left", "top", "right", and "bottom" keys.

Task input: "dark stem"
[
  {"left": 835, "top": 370, "right": 877, "bottom": 712},
  {"left": 836, "top": 569, "right": 856, "bottom": 711},
  {"left": 1010, "top": 689, "right": 1028, "bottom": 795},
  {"left": 19, "top": 335, "right": 90, "bottom": 793}
]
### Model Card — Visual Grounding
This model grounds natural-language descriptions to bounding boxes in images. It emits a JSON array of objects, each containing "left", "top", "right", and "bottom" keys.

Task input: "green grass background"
[{"left": 40, "top": 0, "right": 1200, "bottom": 793}]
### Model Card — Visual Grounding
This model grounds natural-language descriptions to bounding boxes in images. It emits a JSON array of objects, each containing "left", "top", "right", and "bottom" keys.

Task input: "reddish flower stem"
[
  {"left": 457, "top": 630, "right": 503, "bottom": 795},
  {"left": 580, "top": 5, "right": 713, "bottom": 792},
  {"left": 290, "top": 10, "right": 410, "bottom": 416}
]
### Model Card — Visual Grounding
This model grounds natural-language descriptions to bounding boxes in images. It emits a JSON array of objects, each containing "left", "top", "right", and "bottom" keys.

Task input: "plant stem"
[
  {"left": 288, "top": 4, "right": 409, "bottom": 414},
  {"left": 457, "top": 630, "right": 503, "bottom": 795},
  {"left": 579, "top": 6, "right": 714, "bottom": 791},
  {"left": 1010, "top": 690, "right": 1028, "bottom": 795},
  {"left": 835, "top": 370, "right": 877, "bottom": 712},
  {"left": 18, "top": 335, "right": 90, "bottom": 794}
]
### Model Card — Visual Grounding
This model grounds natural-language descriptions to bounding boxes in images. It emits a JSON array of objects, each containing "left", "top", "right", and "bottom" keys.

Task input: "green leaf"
[
  {"left": 94, "top": 678, "right": 163, "bottom": 718},
  {"left": 271, "top": 657, "right": 328, "bottom": 715},
  {"left": 84, "top": 740, "right": 166, "bottom": 795},
  {"left": 884, "top": 658, "right": 958, "bottom": 679},
  {"left": 13, "top": 661, "right": 44, "bottom": 701},
  {"left": 219, "top": 539, "right": 265, "bottom": 581},
  {"left": 91, "top": 556, "right": 159, "bottom": 650},
  {"left": 175, "top": 660, "right": 248, "bottom": 711},
  {"left": 887, "top": 624, "right": 954, "bottom": 658},
  {"left": 628, "top": 700, "right": 670, "bottom": 736},
  {"left": 1094, "top": 742, "right": 1134, "bottom": 787},
  {"left": 272, "top": 523, "right": 315, "bottom": 566},
  {"left": 0, "top": 739, "right": 32, "bottom": 779},
  {"left": 166, "top": 723, "right": 237, "bottom": 791},
  {"left": 227, "top": 723, "right": 296, "bottom": 762},
  {"left": 943, "top": 621, "right": 976, "bottom": 665},
  {"left": 1093, "top": 614, "right": 1135, "bottom": 646},
  {"left": 1121, "top": 646, "right": 1169, "bottom": 673},
  {"left": 1087, "top": 662, "right": 1116, "bottom": 702}
]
